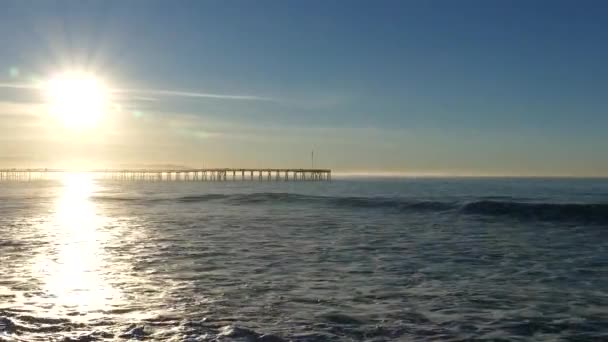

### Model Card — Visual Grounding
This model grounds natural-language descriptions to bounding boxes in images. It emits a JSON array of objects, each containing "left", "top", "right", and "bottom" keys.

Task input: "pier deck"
[{"left": 0, "top": 168, "right": 332, "bottom": 182}]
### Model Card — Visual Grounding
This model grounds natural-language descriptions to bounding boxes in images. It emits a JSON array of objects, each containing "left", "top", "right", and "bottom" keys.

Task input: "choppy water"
[{"left": 1, "top": 176, "right": 607, "bottom": 341}]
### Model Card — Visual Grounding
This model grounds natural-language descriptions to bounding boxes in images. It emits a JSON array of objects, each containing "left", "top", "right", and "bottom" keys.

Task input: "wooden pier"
[{"left": 0, "top": 168, "right": 332, "bottom": 182}]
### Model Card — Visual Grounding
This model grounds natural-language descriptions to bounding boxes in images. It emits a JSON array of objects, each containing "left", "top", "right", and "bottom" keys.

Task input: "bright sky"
[{"left": 0, "top": 0, "right": 607, "bottom": 176}]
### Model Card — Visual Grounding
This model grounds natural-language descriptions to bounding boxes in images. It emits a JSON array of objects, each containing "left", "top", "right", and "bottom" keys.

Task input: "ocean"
[{"left": 0, "top": 176, "right": 606, "bottom": 341}]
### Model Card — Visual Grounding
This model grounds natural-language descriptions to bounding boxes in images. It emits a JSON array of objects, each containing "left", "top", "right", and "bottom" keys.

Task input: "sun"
[{"left": 44, "top": 72, "right": 109, "bottom": 129}]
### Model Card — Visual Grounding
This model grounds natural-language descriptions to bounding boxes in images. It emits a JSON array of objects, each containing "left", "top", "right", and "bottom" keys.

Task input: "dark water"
[{"left": 1, "top": 176, "right": 607, "bottom": 341}]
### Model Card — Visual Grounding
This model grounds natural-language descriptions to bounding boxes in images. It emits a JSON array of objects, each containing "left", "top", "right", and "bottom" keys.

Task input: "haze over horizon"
[{"left": 1, "top": 0, "right": 607, "bottom": 177}]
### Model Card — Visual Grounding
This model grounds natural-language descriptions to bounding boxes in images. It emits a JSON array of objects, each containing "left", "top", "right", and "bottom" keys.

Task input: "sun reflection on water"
[{"left": 34, "top": 173, "right": 121, "bottom": 315}]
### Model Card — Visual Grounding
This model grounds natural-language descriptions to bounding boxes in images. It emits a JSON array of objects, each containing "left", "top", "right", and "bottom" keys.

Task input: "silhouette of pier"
[{"left": 0, "top": 168, "right": 332, "bottom": 182}]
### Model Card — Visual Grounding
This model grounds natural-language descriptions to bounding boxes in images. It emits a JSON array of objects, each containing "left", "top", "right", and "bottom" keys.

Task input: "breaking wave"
[
  {"left": 92, "top": 193, "right": 608, "bottom": 224},
  {"left": 461, "top": 200, "right": 608, "bottom": 224}
]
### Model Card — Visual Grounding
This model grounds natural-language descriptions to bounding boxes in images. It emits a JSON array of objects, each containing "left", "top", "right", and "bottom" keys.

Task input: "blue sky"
[{"left": 0, "top": 0, "right": 607, "bottom": 175}]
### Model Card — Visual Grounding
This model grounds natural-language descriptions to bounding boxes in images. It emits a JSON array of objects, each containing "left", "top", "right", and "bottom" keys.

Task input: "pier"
[{"left": 0, "top": 168, "right": 332, "bottom": 182}]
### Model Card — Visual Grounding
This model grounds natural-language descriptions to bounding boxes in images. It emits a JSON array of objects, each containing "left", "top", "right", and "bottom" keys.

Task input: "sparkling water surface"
[{"left": 0, "top": 176, "right": 607, "bottom": 341}]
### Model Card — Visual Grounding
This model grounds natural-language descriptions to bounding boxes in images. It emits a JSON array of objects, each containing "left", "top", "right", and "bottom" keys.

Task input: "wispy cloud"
[
  {"left": 0, "top": 83, "right": 39, "bottom": 90},
  {"left": 0, "top": 82, "right": 272, "bottom": 102},
  {"left": 113, "top": 88, "right": 274, "bottom": 102}
]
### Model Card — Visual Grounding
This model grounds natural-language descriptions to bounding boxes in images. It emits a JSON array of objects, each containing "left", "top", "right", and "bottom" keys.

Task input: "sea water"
[{"left": 0, "top": 176, "right": 606, "bottom": 341}]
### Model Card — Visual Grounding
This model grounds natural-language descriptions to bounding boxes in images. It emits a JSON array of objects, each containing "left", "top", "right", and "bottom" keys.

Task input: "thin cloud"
[
  {"left": 0, "top": 83, "right": 39, "bottom": 90},
  {"left": 0, "top": 82, "right": 274, "bottom": 102},
  {"left": 129, "top": 95, "right": 159, "bottom": 102},
  {"left": 113, "top": 88, "right": 274, "bottom": 102}
]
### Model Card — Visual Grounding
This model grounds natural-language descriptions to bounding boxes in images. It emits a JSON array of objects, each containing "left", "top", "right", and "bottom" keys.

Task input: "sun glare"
[
  {"left": 33, "top": 173, "right": 122, "bottom": 314},
  {"left": 44, "top": 72, "right": 109, "bottom": 129}
]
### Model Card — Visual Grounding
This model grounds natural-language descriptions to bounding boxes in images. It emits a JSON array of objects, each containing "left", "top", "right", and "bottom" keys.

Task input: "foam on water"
[{"left": 0, "top": 178, "right": 607, "bottom": 341}]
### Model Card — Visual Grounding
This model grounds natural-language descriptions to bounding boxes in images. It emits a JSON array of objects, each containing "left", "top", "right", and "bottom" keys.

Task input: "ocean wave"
[
  {"left": 226, "top": 192, "right": 317, "bottom": 204},
  {"left": 178, "top": 194, "right": 233, "bottom": 202},
  {"left": 91, "top": 193, "right": 608, "bottom": 223},
  {"left": 461, "top": 200, "right": 608, "bottom": 224},
  {"left": 90, "top": 195, "right": 140, "bottom": 202},
  {"left": 331, "top": 196, "right": 456, "bottom": 211},
  {"left": 179, "top": 193, "right": 459, "bottom": 213},
  {"left": 169, "top": 192, "right": 459, "bottom": 212}
]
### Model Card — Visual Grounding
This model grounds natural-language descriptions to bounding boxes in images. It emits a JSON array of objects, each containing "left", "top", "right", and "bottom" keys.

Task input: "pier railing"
[{"left": 0, "top": 168, "right": 332, "bottom": 182}]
